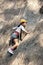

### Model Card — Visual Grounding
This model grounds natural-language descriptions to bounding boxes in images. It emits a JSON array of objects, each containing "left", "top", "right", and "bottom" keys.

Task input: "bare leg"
[
  {"left": 11, "top": 39, "right": 19, "bottom": 50},
  {"left": 8, "top": 39, "right": 19, "bottom": 54}
]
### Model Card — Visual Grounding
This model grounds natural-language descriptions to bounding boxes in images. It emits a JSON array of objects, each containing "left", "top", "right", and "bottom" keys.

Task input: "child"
[{"left": 8, "top": 19, "right": 29, "bottom": 55}]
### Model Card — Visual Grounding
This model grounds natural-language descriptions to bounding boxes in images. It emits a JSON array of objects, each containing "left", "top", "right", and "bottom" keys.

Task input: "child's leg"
[
  {"left": 8, "top": 39, "right": 19, "bottom": 54},
  {"left": 11, "top": 39, "right": 19, "bottom": 50}
]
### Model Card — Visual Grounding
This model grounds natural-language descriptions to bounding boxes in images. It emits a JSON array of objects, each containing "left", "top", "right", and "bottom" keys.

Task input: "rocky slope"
[{"left": 0, "top": 0, "right": 43, "bottom": 65}]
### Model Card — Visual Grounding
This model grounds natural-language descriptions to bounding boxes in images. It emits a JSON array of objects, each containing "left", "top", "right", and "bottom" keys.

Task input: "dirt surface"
[{"left": 0, "top": 0, "right": 43, "bottom": 65}]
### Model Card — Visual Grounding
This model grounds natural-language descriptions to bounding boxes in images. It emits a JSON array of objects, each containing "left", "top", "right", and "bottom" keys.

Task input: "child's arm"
[{"left": 22, "top": 27, "right": 30, "bottom": 34}]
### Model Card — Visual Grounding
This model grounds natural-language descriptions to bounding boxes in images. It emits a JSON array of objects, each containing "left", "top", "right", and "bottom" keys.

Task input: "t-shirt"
[{"left": 15, "top": 25, "right": 27, "bottom": 33}]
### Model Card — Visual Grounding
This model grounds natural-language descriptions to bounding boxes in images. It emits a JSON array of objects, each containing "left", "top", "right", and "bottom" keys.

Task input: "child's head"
[{"left": 20, "top": 19, "right": 27, "bottom": 27}]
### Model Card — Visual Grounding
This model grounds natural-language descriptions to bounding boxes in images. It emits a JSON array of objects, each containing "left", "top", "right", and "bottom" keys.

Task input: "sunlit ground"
[{"left": 27, "top": 0, "right": 41, "bottom": 13}]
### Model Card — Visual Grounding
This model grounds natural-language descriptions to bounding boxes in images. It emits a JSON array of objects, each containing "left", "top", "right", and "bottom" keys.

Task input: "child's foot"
[{"left": 8, "top": 48, "right": 14, "bottom": 55}]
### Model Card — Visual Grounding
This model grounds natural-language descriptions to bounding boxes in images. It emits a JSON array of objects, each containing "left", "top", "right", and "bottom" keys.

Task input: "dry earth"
[{"left": 0, "top": 0, "right": 43, "bottom": 65}]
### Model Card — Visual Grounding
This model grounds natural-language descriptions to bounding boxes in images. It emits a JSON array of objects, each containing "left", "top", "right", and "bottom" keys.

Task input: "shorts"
[
  {"left": 9, "top": 32, "right": 19, "bottom": 46},
  {"left": 11, "top": 32, "right": 19, "bottom": 39}
]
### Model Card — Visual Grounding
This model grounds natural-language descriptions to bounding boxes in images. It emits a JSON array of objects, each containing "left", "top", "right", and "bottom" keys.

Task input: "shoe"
[{"left": 8, "top": 48, "right": 14, "bottom": 55}]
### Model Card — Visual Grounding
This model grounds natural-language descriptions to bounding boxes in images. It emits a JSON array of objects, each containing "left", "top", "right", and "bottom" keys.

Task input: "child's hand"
[
  {"left": 27, "top": 31, "right": 31, "bottom": 34},
  {"left": 25, "top": 31, "right": 31, "bottom": 34}
]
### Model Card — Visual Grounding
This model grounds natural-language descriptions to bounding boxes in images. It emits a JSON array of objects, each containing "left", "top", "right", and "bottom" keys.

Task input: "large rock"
[{"left": 0, "top": 0, "right": 43, "bottom": 65}]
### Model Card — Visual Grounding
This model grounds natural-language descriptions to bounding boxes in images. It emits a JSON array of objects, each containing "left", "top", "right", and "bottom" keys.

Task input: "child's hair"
[
  {"left": 17, "top": 22, "right": 24, "bottom": 27},
  {"left": 17, "top": 23, "right": 21, "bottom": 27}
]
